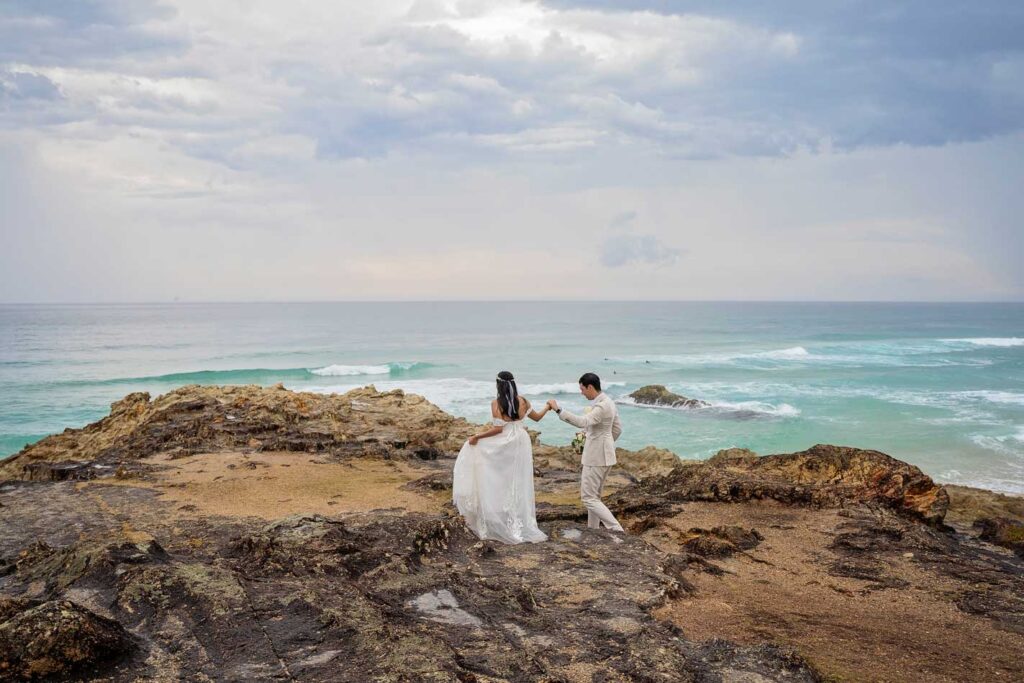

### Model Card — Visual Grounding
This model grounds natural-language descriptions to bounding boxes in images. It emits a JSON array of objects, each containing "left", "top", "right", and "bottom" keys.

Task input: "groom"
[{"left": 548, "top": 373, "right": 624, "bottom": 532}]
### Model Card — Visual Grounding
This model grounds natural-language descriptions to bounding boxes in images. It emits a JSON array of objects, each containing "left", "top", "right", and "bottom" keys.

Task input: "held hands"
[{"left": 546, "top": 399, "right": 559, "bottom": 412}]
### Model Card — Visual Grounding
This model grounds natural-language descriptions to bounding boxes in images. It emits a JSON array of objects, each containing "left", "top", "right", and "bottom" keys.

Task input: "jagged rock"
[
  {"left": 0, "top": 599, "right": 133, "bottom": 680},
  {"left": 629, "top": 385, "right": 710, "bottom": 409},
  {"left": 975, "top": 517, "right": 1024, "bottom": 559},
  {"left": 637, "top": 444, "right": 950, "bottom": 524}
]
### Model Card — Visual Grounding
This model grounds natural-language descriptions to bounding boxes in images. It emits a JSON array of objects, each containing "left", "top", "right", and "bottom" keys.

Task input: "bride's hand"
[{"left": 468, "top": 435, "right": 479, "bottom": 446}]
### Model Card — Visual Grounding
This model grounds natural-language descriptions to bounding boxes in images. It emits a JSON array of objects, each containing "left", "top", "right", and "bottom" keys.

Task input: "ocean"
[{"left": 1, "top": 302, "right": 1022, "bottom": 494}]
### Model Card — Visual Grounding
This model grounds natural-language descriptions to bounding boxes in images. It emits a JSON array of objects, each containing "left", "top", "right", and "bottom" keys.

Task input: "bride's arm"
[
  {"left": 468, "top": 424, "right": 503, "bottom": 445},
  {"left": 527, "top": 399, "right": 550, "bottom": 422}
]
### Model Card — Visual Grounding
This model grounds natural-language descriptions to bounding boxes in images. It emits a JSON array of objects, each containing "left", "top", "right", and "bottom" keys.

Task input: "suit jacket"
[{"left": 559, "top": 392, "right": 622, "bottom": 466}]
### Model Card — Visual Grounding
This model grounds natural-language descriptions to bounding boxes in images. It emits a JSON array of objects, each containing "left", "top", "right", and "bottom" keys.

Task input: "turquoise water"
[{"left": 1, "top": 302, "right": 1022, "bottom": 493}]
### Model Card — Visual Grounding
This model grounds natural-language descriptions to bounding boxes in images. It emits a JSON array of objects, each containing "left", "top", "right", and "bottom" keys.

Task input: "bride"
[{"left": 452, "top": 371, "right": 550, "bottom": 544}]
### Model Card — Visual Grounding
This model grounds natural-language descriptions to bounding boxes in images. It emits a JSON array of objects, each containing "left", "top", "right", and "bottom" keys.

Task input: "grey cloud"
[
  {"left": 279, "top": 0, "right": 1024, "bottom": 161},
  {"left": 2, "top": 0, "right": 1022, "bottom": 168},
  {"left": 541, "top": 0, "right": 1024, "bottom": 151},
  {"left": 600, "top": 234, "right": 682, "bottom": 268},
  {"left": 0, "top": 70, "right": 61, "bottom": 101},
  {"left": 0, "top": 1, "right": 181, "bottom": 66}
]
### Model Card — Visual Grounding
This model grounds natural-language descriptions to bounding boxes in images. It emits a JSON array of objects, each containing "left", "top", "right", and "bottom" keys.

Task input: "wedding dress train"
[{"left": 452, "top": 418, "right": 547, "bottom": 544}]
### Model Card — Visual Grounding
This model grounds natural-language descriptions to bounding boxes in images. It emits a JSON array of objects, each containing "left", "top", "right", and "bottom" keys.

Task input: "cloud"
[
  {"left": 600, "top": 234, "right": 682, "bottom": 268},
  {"left": 0, "top": 1, "right": 1022, "bottom": 302},
  {"left": 0, "top": 69, "right": 61, "bottom": 101},
  {"left": 3, "top": 0, "right": 1022, "bottom": 164}
]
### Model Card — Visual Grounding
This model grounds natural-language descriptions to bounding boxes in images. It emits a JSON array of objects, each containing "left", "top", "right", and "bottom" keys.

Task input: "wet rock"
[
  {"left": 629, "top": 385, "right": 711, "bottom": 409},
  {"left": 0, "top": 599, "right": 132, "bottom": 680}
]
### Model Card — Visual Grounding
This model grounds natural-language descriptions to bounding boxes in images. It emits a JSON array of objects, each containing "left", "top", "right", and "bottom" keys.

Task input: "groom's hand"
[{"left": 547, "top": 399, "right": 559, "bottom": 411}]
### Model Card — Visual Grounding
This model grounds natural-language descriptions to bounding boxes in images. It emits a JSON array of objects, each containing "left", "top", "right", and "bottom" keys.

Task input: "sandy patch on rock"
[
  {"left": 86, "top": 452, "right": 446, "bottom": 519},
  {"left": 650, "top": 501, "right": 1024, "bottom": 683}
]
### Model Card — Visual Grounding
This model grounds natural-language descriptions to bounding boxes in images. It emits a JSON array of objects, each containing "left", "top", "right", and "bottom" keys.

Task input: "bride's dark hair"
[{"left": 496, "top": 370, "right": 520, "bottom": 420}]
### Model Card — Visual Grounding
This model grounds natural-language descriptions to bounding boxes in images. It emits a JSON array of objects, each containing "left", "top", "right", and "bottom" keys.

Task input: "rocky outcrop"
[
  {"left": 631, "top": 444, "right": 950, "bottom": 525},
  {"left": 1, "top": 385, "right": 1022, "bottom": 682},
  {"left": 0, "top": 384, "right": 479, "bottom": 481},
  {"left": 1, "top": 384, "right": 684, "bottom": 486},
  {"left": 628, "top": 385, "right": 710, "bottom": 409}
]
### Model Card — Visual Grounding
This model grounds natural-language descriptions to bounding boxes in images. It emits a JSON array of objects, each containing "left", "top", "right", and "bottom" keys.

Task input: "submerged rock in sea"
[{"left": 629, "top": 385, "right": 711, "bottom": 409}]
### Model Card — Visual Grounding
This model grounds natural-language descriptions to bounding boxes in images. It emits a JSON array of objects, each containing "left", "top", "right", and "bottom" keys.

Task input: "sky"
[{"left": 1, "top": 0, "right": 1022, "bottom": 302}]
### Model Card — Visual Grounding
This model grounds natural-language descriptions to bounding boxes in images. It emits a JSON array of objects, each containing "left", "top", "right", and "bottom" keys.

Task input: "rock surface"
[
  {"left": 631, "top": 444, "right": 950, "bottom": 524},
  {"left": 628, "top": 385, "right": 710, "bottom": 409},
  {"left": 0, "top": 385, "right": 1022, "bottom": 682},
  {"left": 0, "top": 385, "right": 478, "bottom": 481},
  {"left": 975, "top": 517, "right": 1024, "bottom": 559},
  {"left": 0, "top": 598, "right": 133, "bottom": 680}
]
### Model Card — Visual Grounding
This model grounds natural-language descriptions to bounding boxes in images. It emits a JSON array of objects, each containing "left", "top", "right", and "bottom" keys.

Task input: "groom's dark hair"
[{"left": 578, "top": 372, "right": 601, "bottom": 391}]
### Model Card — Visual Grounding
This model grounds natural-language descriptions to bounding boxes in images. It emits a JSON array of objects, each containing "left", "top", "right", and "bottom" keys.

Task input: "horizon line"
[{"left": 2, "top": 299, "right": 1024, "bottom": 306}]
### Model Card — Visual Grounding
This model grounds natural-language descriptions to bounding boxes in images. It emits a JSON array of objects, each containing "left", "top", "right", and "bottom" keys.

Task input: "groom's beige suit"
[{"left": 558, "top": 392, "right": 624, "bottom": 531}]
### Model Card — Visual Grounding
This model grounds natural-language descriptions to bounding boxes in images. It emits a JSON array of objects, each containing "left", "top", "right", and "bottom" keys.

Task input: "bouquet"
[
  {"left": 571, "top": 431, "right": 586, "bottom": 455},
  {"left": 570, "top": 406, "right": 592, "bottom": 455}
]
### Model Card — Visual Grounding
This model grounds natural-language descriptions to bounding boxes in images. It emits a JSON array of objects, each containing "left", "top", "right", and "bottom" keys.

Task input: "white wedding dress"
[{"left": 452, "top": 417, "right": 548, "bottom": 544}]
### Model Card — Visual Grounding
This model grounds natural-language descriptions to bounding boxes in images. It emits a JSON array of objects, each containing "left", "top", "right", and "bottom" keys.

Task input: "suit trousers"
[{"left": 580, "top": 465, "right": 623, "bottom": 531}]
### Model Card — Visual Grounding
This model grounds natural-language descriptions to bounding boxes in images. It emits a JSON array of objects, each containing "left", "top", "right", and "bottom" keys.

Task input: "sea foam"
[
  {"left": 616, "top": 395, "right": 800, "bottom": 419},
  {"left": 942, "top": 337, "right": 1024, "bottom": 347},
  {"left": 951, "top": 390, "right": 1024, "bottom": 406},
  {"left": 308, "top": 362, "right": 423, "bottom": 377},
  {"left": 518, "top": 381, "right": 626, "bottom": 395}
]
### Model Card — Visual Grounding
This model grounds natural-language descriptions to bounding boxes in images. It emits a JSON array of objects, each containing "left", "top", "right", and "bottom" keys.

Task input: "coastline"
[
  {"left": 1, "top": 384, "right": 1023, "bottom": 681},
  {"left": 3, "top": 301, "right": 1023, "bottom": 496}
]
